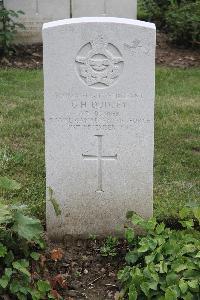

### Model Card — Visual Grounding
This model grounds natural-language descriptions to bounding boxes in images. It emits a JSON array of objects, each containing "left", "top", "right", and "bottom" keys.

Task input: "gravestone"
[
  {"left": 4, "top": 0, "right": 137, "bottom": 44},
  {"left": 4, "top": 0, "right": 70, "bottom": 44},
  {"left": 43, "top": 17, "right": 156, "bottom": 239},
  {"left": 72, "top": 0, "right": 137, "bottom": 19}
]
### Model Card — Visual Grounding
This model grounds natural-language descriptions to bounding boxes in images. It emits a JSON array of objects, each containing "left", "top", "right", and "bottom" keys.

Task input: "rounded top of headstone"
[{"left": 43, "top": 17, "right": 156, "bottom": 31}]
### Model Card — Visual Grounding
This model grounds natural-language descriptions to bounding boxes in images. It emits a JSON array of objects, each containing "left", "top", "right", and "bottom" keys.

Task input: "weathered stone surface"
[
  {"left": 43, "top": 17, "right": 156, "bottom": 239},
  {"left": 4, "top": 0, "right": 70, "bottom": 44},
  {"left": 72, "top": 0, "right": 137, "bottom": 19}
]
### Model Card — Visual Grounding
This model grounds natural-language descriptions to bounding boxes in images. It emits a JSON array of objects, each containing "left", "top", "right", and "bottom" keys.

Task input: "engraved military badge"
[{"left": 75, "top": 36, "right": 124, "bottom": 88}]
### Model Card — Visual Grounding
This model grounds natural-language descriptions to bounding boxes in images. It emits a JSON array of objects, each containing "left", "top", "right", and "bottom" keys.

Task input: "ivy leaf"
[
  {"left": 193, "top": 207, "right": 200, "bottom": 224},
  {"left": 181, "top": 244, "right": 196, "bottom": 254},
  {"left": 157, "top": 261, "right": 168, "bottom": 274},
  {"left": 156, "top": 223, "right": 165, "bottom": 234},
  {"left": 147, "top": 237, "right": 157, "bottom": 250},
  {"left": 0, "top": 275, "right": 9, "bottom": 288},
  {"left": 30, "top": 252, "right": 40, "bottom": 261},
  {"left": 179, "top": 207, "right": 190, "bottom": 219},
  {"left": 37, "top": 280, "right": 51, "bottom": 293},
  {"left": 128, "top": 285, "right": 137, "bottom": 300},
  {"left": 166, "top": 273, "right": 178, "bottom": 285},
  {"left": 0, "top": 268, "right": 12, "bottom": 288},
  {"left": 145, "top": 217, "right": 157, "bottom": 231},
  {"left": 5, "top": 250, "right": 14, "bottom": 265},
  {"left": 13, "top": 211, "right": 43, "bottom": 241},
  {"left": 145, "top": 254, "right": 155, "bottom": 264},
  {"left": 173, "top": 263, "right": 188, "bottom": 273},
  {"left": 187, "top": 279, "right": 199, "bottom": 291},
  {"left": 138, "top": 244, "right": 149, "bottom": 253},
  {"left": 149, "top": 281, "right": 158, "bottom": 291},
  {"left": 0, "top": 202, "right": 11, "bottom": 224},
  {"left": 0, "top": 242, "right": 7, "bottom": 257},
  {"left": 180, "top": 220, "right": 194, "bottom": 229},
  {"left": 183, "top": 292, "right": 194, "bottom": 300},
  {"left": 125, "top": 250, "right": 139, "bottom": 264},
  {"left": 30, "top": 289, "right": 43, "bottom": 299},
  {"left": 165, "top": 287, "right": 178, "bottom": 300},
  {"left": 179, "top": 279, "right": 188, "bottom": 294},
  {"left": 131, "top": 213, "right": 144, "bottom": 227},
  {"left": 125, "top": 228, "right": 135, "bottom": 243},
  {"left": 13, "top": 259, "right": 30, "bottom": 276},
  {"left": 5, "top": 268, "right": 13, "bottom": 278},
  {"left": 140, "top": 282, "right": 149, "bottom": 296},
  {"left": 0, "top": 176, "right": 21, "bottom": 191},
  {"left": 143, "top": 265, "right": 159, "bottom": 283},
  {"left": 183, "top": 270, "right": 200, "bottom": 279},
  {"left": 195, "top": 251, "right": 200, "bottom": 258}
]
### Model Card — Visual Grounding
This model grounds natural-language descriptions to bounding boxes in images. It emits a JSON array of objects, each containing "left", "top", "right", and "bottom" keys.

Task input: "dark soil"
[
  {"left": 0, "top": 33, "right": 199, "bottom": 69},
  {"left": 42, "top": 238, "right": 127, "bottom": 300},
  {"left": 156, "top": 33, "right": 200, "bottom": 68}
]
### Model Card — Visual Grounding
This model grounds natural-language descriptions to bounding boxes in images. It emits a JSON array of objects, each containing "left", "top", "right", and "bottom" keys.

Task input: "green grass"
[
  {"left": 0, "top": 68, "right": 199, "bottom": 222},
  {"left": 155, "top": 68, "right": 200, "bottom": 220},
  {"left": 0, "top": 70, "right": 45, "bottom": 220}
]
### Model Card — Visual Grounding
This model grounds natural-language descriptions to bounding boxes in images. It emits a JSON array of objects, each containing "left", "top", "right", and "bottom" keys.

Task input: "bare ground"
[
  {"left": 0, "top": 33, "right": 199, "bottom": 69},
  {"left": 40, "top": 238, "right": 127, "bottom": 300}
]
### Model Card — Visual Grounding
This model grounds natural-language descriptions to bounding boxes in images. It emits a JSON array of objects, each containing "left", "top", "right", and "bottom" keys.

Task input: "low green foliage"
[
  {"left": 0, "top": 177, "right": 53, "bottom": 300},
  {"left": 100, "top": 236, "right": 119, "bottom": 257},
  {"left": 166, "top": 1, "right": 200, "bottom": 47},
  {"left": 0, "top": 1, "right": 25, "bottom": 55},
  {"left": 138, "top": 0, "right": 171, "bottom": 27},
  {"left": 138, "top": 0, "right": 200, "bottom": 47},
  {"left": 118, "top": 206, "right": 200, "bottom": 299}
]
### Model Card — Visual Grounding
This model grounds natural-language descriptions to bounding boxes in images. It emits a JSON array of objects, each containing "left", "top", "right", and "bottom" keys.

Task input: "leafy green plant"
[
  {"left": 0, "top": 176, "right": 54, "bottom": 300},
  {"left": 0, "top": 1, "right": 25, "bottom": 55},
  {"left": 0, "top": 147, "right": 24, "bottom": 171},
  {"left": 118, "top": 205, "right": 200, "bottom": 299},
  {"left": 89, "top": 234, "right": 97, "bottom": 241},
  {"left": 165, "top": 1, "right": 200, "bottom": 47},
  {"left": 138, "top": 0, "right": 172, "bottom": 27},
  {"left": 100, "top": 236, "right": 119, "bottom": 257},
  {"left": 138, "top": 0, "right": 199, "bottom": 47}
]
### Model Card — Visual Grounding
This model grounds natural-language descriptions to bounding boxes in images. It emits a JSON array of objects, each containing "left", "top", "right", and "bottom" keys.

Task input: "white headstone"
[
  {"left": 43, "top": 17, "right": 156, "bottom": 239},
  {"left": 72, "top": 0, "right": 137, "bottom": 19},
  {"left": 4, "top": 0, "right": 70, "bottom": 44}
]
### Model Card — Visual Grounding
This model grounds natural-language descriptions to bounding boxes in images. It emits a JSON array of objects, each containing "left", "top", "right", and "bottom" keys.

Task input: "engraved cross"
[{"left": 82, "top": 135, "right": 117, "bottom": 192}]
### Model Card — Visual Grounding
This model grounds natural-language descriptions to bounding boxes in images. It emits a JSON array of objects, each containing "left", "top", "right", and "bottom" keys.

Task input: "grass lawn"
[{"left": 0, "top": 67, "right": 199, "bottom": 223}]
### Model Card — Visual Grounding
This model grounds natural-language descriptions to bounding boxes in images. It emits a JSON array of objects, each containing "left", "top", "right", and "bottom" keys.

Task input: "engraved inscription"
[
  {"left": 124, "top": 39, "right": 152, "bottom": 56},
  {"left": 124, "top": 39, "right": 142, "bottom": 54},
  {"left": 49, "top": 90, "right": 150, "bottom": 131},
  {"left": 82, "top": 135, "right": 117, "bottom": 192},
  {"left": 76, "top": 36, "right": 124, "bottom": 88}
]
